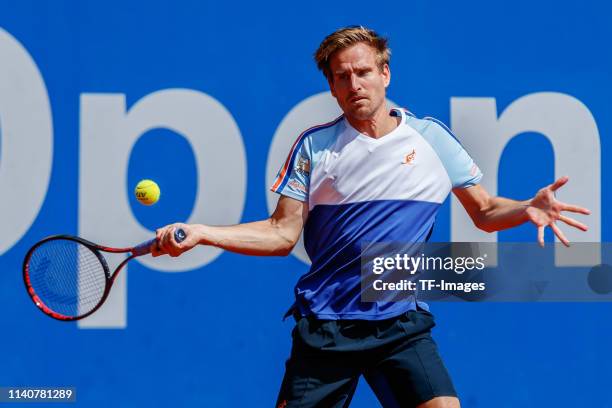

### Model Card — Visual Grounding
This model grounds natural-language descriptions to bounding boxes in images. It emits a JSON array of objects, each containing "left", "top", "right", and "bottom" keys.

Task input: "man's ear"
[{"left": 382, "top": 64, "right": 391, "bottom": 88}]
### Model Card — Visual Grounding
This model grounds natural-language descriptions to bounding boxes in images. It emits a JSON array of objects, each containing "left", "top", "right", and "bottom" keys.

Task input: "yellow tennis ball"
[{"left": 135, "top": 179, "right": 160, "bottom": 206}]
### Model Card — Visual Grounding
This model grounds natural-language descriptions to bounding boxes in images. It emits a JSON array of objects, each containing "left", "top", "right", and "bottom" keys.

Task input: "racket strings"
[{"left": 27, "top": 239, "right": 107, "bottom": 317}]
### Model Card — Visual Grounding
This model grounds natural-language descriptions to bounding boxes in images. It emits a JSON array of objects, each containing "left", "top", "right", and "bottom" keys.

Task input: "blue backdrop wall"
[{"left": 0, "top": 1, "right": 610, "bottom": 407}]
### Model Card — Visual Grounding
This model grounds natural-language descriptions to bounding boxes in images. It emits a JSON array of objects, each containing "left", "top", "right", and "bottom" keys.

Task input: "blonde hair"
[{"left": 314, "top": 26, "right": 391, "bottom": 80}]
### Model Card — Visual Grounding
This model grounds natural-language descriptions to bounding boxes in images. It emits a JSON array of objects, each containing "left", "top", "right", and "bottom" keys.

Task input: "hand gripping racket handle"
[{"left": 132, "top": 228, "right": 187, "bottom": 257}]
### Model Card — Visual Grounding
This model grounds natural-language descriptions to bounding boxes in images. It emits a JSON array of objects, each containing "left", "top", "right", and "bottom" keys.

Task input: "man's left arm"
[{"left": 453, "top": 176, "right": 591, "bottom": 247}]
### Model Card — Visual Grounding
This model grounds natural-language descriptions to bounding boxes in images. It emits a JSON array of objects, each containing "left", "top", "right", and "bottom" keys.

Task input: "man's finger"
[
  {"left": 161, "top": 230, "right": 171, "bottom": 252},
  {"left": 537, "top": 226, "right": 545, "bottom": 248},
  {"left": 549, "top": 176, "right": 569, "bottom": 192},
  {"left": 170, "top": 226, "right": 179, "bottom": 245},
  {"left": 166, "top": 229, "right": 175, "bottom": 248},
  {"left": 169, "top": 247, "right": 181, "bottom": 258},
  {"left": 558, "top": 215, "right": 588, "bottom": 231},
  {"left": 156, "top": 227, "right": 165, "bottom": 241},
  {"left": 151, "top": 239, "right": 161, "bottom": 256},
  {"left": 559, "top": 202, "right": 591, "bottom": 215},
  {"left": 551, "top": 223, "right": 570, "bottom": 247}
]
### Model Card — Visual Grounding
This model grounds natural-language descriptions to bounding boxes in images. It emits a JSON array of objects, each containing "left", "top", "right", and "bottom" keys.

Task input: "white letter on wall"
[
  {"left": 0, "top": 28, "right": 53, "bottom": 254},
  {"left": 451, "top": 92, "right": 600, "bottom": 265},
  {"left": 80, "top": 89, "right": 246, "bottom": 328}
]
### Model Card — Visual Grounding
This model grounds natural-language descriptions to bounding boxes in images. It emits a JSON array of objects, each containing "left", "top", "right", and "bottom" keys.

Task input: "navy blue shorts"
[{"left": 276, "top": 309, "right": 457, "bottom": 408}]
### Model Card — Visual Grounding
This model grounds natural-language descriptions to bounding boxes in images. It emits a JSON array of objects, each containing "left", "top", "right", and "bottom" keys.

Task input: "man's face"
[{"left": 328, "top": 42, "right": 390, "bottom": 121}]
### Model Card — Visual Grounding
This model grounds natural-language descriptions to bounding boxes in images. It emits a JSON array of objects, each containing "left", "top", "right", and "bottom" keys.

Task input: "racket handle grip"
[
  {"left": 132, "top": 238, "right": 156, "bottom": 256},
  {"left": 132, "top": 228, "right": 187, "bottom": 256}
]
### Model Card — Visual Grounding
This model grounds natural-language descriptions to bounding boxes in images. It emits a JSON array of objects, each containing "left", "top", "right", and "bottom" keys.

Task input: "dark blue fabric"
[{"left": 296, "top": 200, "right": 440, "bottom": 319}]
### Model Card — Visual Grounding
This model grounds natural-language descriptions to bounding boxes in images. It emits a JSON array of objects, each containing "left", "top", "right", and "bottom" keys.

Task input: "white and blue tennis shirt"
[{"left": 271, "top": 108, "right": 483, "bottom": 320}]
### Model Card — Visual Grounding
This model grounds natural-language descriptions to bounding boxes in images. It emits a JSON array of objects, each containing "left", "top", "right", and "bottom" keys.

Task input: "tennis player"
[{"left": 154, "top": 26, "right": 590, "bottom": 408}]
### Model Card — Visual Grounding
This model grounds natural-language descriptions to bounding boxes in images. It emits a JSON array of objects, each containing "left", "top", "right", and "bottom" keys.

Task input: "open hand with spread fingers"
[{"left": 525, "top": 176, "right": 591, "bottom": 247}]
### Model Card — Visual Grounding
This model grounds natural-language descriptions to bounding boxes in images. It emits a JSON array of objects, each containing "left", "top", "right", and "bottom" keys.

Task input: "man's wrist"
[
  {"left": 195, "top": 224, "right": 214, "bottom": 246},
  {"left": 520, "top": 199, "right": 533, "bottom": 222}
]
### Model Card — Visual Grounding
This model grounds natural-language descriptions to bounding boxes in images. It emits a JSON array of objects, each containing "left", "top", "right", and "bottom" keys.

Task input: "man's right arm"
[{"left": 152, "top": 195, "right": 308, "bottom": 258}]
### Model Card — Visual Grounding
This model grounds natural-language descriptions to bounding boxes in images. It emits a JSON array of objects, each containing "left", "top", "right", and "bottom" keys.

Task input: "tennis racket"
[{"left": 22, "top": 229, "right": 186, "bottom": 321}]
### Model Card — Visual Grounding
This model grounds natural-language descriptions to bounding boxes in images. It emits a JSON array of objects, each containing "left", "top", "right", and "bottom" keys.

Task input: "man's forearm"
[
  {"left": 477, "top": 196, "right": 532, "bottom": 232},
  {"left": 455, "top": 179, "right": 589, "bottom": 244},
  {"left": 192, "top": 219, "right": 297, "bottom": 256},
  {"left": 154, "top": 195, "right": 307, "bottom": 258}
]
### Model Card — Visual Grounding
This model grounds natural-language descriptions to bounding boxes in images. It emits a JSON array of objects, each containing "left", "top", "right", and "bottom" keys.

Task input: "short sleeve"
[
  {"left": 270, "top": 134, "right": 311, "bottom": 202},
  {"left": 421, "top": 118, "right": 483, "bottom": 189}
]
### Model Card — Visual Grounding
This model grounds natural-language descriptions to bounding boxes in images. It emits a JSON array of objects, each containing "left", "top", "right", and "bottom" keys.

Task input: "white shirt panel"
[{"left": 309, "top": 119, "right": 452, "bottom": 210}]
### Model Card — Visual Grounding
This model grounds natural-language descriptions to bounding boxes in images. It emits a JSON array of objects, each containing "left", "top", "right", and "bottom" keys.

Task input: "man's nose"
[{"left": 349, "top": 74, "right": 360, "bottom": 91}]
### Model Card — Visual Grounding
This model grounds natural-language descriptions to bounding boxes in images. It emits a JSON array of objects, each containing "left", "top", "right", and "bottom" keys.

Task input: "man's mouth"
[{"left": 349, "top": 96, "right": 367, "bottom": 103}]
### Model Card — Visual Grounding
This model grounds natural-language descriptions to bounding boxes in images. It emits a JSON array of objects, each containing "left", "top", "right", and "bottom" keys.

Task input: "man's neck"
[{"left": 346, "top": 108, "right": 399, "bottom": 139}]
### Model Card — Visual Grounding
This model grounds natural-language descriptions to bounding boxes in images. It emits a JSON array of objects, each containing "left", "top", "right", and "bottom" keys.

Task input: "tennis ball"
[{"left": 134, "top": 179, "right": 160, "bottom": 206}]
